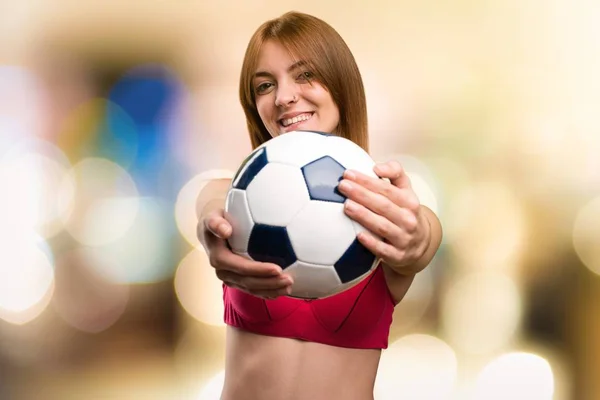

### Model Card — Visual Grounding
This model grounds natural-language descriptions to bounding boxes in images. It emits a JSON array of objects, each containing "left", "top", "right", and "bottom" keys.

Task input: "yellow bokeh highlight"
[
  {"left": 175, "top": 169, "right": 235, "bottom": 248},
  {"left": 573, "top": 196, "right": 600, "bottom": 276},
  {"left": 375, "top": 334, "right": 457, "bottom": 399},
  {"left": 174, "top": 248, "right": 225, "bottom": 327},
  {"left": 446, "top": 181, "right": 527, "bottom": 276},
  {"left": 473, "top": 352, "right": 554, "bottom": 400},
  {"left": 442, "top": 271, "right": 522, "bottom": 355}
]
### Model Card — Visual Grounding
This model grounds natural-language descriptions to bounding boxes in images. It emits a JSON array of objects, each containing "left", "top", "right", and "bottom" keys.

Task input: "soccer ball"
[{"left": 224, "top": 130, "right": 380, "bottom": 299}]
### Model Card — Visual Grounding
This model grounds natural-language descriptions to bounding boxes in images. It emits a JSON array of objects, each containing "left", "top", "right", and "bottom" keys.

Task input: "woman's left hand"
[{"left": 337, "top": 160, "right": 432, "bottom": 274}]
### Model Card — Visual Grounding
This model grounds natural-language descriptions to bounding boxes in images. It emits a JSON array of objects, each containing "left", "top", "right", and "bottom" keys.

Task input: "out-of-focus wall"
[{"left": 1, "top": 1, "right": 599, "bottom": 399}]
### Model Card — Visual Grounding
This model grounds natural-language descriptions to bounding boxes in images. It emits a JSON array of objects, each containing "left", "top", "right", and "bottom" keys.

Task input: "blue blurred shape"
[
  {"left": 106, "top": 65, "right": 185, "bottom": 197},
  {"left": 108, "top": 65, "right": 179, "bottom": 127}
]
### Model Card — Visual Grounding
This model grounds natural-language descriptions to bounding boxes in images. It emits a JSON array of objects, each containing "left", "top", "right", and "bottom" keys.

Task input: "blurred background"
[{"left": 1, "top": 1, "right": 599, "bottom": 399}]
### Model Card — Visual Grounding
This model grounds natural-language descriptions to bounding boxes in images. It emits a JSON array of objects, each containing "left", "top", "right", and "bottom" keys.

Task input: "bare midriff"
[{"left": 220, "top": 326, "right": 381, "bottom": 400}]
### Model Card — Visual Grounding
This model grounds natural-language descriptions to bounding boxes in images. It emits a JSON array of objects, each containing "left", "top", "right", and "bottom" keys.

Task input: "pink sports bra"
[{"left": 223, "top": 265, "right": 396, "bottom": 349}]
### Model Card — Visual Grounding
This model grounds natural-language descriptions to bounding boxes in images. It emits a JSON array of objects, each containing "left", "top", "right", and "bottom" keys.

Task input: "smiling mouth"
[{"left": 279, "top": 112, "right": 314, "bottom": 128}]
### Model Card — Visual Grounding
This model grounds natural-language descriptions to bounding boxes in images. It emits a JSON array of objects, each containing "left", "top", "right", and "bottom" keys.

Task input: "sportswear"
[{"left": 223, "top": 265, "right": 395, "bottom": 349}]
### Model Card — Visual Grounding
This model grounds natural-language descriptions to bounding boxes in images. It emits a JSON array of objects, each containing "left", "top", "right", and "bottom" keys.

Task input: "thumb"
[{"left": 204, "top": 210, "right": 232, "bottom": 239}]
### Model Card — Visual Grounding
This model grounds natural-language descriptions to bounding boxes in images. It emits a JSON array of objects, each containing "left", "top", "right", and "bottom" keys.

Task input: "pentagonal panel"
[
  {"left": 246, "top": 162, "right": 310, "bottom": 226},
  {"left": 224, "top": 189, "right": 254, "bottom": 254},
  {"left": 285, "top": 261, "right": 341, "bottom": 299},
  {"left": 232, "top": 147, "right": 268, "bottom": 190},
  {"left": 265, "top": 130, "right": 328, "bottom": 167},
  {"left": 324, "top": 136, "right": 378, "bottom": 179},
  {"left": 334, "top": 238, "right": 378, "bottom": 283},
  {"left": 247, "top": 224, "right": 296, "bottom": 268},
  {"left": 301, "top": 156, "right": 346, "bottom": 203},
  {"left": 287, "top": 200, "right": 356, "bottom": 265}
]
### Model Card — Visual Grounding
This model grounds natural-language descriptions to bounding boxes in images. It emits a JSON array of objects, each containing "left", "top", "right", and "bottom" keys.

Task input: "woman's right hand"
[{"left": 199, "top": 209, "right": 294, "bottom": 299}]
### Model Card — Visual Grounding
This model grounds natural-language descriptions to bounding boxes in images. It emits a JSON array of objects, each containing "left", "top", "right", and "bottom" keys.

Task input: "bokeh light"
[
  {"left": 196, "top": 370, "right": 225, "bottom": 400},
  {"left": 0, "top": 66, "right": 47, "bottom": 152},
  {"left": 82, "top": 197, "right": 175, "bottom": 284},
  {"left": 446, "top": 181, "right": 527, "bottom": 276},
  {"left": 441, "top": 271, "right": 523, "bottom": 355},
  {"left": 53, "top": 249, "right": 130, "bottom": 333},
  {"left": 174, "top": 248, "right": 225, "bottom": 327},
  {"left": 426, "top": 157, "right": 472, "bottom": 208},
  {"left": 390, "top": 264, "right": 435, "bottom": 332},
  {"left": 56, "top": 98, "right": 127, "bottom": 163},
  {"left": 58, "top": 157, "right": 139, "bottom": 247},
  {"left": 0, "top": 138, "right": 73, "bottom": 239},
  {"left": 573, "top": 195, "right": 600, "bottom": 276},
  {"left": 473, "top": 352, "right": 555, "bottom": 400},
  {"left": 374, "top": 334, "right": 457, "bottom": 399},
  {"left": 0, "top": 233, "right": 54, "bottom": 325},
  {"left": 175, "top": 169, "right": 235, "bottom": 248}
]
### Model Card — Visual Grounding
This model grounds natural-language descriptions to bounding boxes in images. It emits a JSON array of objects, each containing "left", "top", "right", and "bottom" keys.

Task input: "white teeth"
[{"left": 281, "top": 113, "right": 312, "bottom": 127}]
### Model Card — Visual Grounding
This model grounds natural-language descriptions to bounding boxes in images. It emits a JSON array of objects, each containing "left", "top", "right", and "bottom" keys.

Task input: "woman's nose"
[{"left": 275, "top": 84, "right": 298, "bottom": 107}]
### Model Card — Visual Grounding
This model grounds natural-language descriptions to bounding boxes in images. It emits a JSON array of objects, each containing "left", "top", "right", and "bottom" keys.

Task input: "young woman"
[{"left": 196, "top": 11, "right": 443, "bottom": 400}]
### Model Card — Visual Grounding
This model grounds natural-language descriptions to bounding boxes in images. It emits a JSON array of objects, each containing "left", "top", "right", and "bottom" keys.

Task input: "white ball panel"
[
  {"left": 351, "top": 220, "right": 382, "bottom": 243},
  {"left": 351, "top": 219, "right": 367, "bottom": 235},
  {"left": 265, "top": 131, "right": 328, "bottom": 167},
  {"left": 324, "top": 136, "right": 378, "bottom": 178},
  {"left": 286, "top": 260, "right": 341, "bottom": 299},
  {"left": 287, "top": 200, "right": 357, "bottom": 265},
  {"left": 246, "top": 163, "right": 310, "bottom": 226},
  {"left": 224, "top": 189, "right": 254, "bottom": 253}
]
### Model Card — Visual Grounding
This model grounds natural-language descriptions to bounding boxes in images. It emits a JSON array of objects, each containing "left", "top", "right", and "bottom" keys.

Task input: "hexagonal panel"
[
  {"left": 301, "top": 156, "right": 346, "bottom": 203},
  {"left": 246, "top": 162, "right": 310, "bottom": 226},
  {"left": 324, "top": 136, "right": 378, "bottom": 179},
  {"left": 264, "top": 130, "right": 328, "bottom": 167},
  {"left": 287, "top": 200, "right": 356, "bottom": 265},
  {"left": 247, "top": 224, "right": 297, "bottom": 268},
  {"left": 285, "top": 260, "right": 341, "bottom": 299},
  {"left": 232, "top": 147, "right": 268, "bottom": 190},
  {"left": 334, "top": 238, "right": 378, "bottom": 283},
  {"left": 224, "top": 189, "right": 254, "bottom": 254}
]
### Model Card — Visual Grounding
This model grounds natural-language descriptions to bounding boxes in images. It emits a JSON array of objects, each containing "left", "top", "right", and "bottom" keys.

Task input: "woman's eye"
[
  {"left": 255, "top": 82, "right": 273, "bottom": 94},
  {"left": 298, "top": 71, "right": 313, "bottom": 81}
]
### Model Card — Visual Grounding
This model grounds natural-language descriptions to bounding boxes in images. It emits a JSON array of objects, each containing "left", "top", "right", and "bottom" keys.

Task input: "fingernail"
[
  {"left": 338, "top": 180, "right": 352, "bottom": 192},
  {"left": 218, "top": 223, "right": 230, "bottom": 237},
  {"left": 344, "top": 170, "right": 356, "bottom": 180},
  {"left": 345, "top": 199, "right": 357, "bottom": 211}
]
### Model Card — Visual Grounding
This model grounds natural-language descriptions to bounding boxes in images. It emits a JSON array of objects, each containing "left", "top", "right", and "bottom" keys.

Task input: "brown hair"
[{"left": 239, "top": 11, "right": 369, "bottom": 152}]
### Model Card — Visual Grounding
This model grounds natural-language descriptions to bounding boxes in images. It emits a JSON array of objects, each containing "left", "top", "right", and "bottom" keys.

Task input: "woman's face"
[{"left": 253, "top": 40, "right": 340, "bottom": 138}]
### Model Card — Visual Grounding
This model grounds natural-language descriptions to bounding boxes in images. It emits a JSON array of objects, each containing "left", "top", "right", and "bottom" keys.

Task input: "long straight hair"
[{"left": 239, "top": 11, "right": 369, "bottom": 152}]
